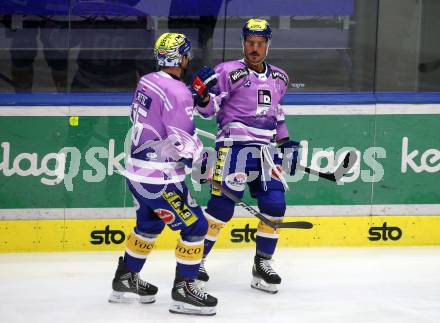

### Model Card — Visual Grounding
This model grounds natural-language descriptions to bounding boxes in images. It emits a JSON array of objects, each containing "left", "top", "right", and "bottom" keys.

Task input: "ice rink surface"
[{"left": 1, "top": 247, "right": 440, "bottom": 323}]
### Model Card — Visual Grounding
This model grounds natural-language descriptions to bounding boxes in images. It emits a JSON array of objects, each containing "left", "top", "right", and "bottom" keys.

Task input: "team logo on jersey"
[
  {"left": 258, "top": 89, "right": 272, "bottom": 106},
  {"left": 136, "top": 91, "right": 152, "bottom": 109},
  {"left": 270, "top": 165, "right": 284, "bottom": 181},
  {"left": 271, "top": 71, "right": 289, "bottom": 86},
  {"left": 244, "top": 80, "right": 252, "bottom": 87},
  {"left": 154, "top": 208, "right": 175, "bottom": 224},
  {"left": 167, "top": 126, "right": 202, "bottom": 158},
  {"left": 256, "top": 89, "right": 272, "bottom": 116},
  {"left": 229, "top": 68, "right": 249, "bottom": 84},
  {"left": 225, "top": 172, "right": 247, "bottom": 191}
]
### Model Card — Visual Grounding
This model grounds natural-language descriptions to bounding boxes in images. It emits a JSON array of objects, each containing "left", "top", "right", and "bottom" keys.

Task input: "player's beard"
[
  {"left": 244, "top": 52, "right": 267, "bottom": 72},
  {"left": 246, "top": 53, "right": 265, "bottom": 65}
]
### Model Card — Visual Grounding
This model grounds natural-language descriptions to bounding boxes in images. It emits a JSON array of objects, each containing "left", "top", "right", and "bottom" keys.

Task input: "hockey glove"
[
  {"left": 190, "top": 66, "right": 217, "bottom": 106},
  {"left": 278, "top": 140, "right": 300, "bottom": 176}
]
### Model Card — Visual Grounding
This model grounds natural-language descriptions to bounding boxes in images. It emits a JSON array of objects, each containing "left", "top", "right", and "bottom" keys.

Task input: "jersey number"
[
  {"left": 131, "top": 102, "right": 149, "bottom": 145},
  {"left": 185, "top": 106, "right": 194, "bottom": 120}
]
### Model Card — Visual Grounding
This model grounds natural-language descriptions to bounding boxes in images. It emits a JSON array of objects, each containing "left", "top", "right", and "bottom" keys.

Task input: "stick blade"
[
  {"left": 278, "top": 221, "right": 313, "bottom": 229},
  {"left": 334, "top": 150, "right": 358, "bottom": 181}
]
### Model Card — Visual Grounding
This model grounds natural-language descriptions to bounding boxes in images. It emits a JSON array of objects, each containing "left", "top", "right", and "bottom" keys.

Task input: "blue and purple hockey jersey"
[
  {"left": 197, "top": 59, "right": 290, "bottom": 145},
  {"left": 125, "top": 71, "right": 203, "bottom": 184}
]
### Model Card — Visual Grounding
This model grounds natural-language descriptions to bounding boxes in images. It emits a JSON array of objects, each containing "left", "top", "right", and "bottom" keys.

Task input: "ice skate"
[
  {"left": 169, "top": 278, "right": 217, "bottom": 316},
  {"left": 196, "top": 257, "right": 209, "bottom": 283},
  {"left": 108, "top": 257, "right": 158, "bottom": 304},
  {"left": 251, "top": 255, "right": 281, "bottom": 294}
]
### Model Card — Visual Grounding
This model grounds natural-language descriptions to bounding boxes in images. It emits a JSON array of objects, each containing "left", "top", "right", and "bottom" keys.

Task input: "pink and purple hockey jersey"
[
  {"left": 197, "top": 59, "right": 290, "bottom": 145},
  {"left": 125, "top": 71, "right": 203, "bottom": 184}
]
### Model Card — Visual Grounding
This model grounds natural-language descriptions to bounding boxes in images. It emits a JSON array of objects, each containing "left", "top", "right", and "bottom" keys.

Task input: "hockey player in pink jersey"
[
  {"left": 195, "top": 19, "right": 300, "bottom": 294},
  {"left": 108, "top": 32, "right": 218, "bottom": 315}
]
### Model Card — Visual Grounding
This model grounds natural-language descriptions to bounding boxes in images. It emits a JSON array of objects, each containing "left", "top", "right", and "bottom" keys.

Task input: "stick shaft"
[{"left": 210, "top": 180, "right": 313, "bottom": 229}]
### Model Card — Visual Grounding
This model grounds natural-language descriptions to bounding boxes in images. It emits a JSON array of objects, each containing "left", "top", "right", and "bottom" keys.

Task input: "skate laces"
[
  {"left": 188, "top": 281, "right": 207, "bottom": 299},
  {"left": 259, "top": 258, "right": 278, "bottom": 276},
  {"left": 133, "top": 272, "right": 149, "bottom": 290}
]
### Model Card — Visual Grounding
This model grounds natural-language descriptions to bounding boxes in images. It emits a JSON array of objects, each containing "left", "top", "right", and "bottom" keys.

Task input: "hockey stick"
[
  {"left": 209, "top": 180, "right": 313, "bottom": 229},
  {"left": 297, "top": 150, "right": 357, "bottom": 182},
  {"left": 195, "top": 128, "right": 357, "bottom": 182},
  {"left": 195, "top": 128, "right": 216, "bottom": 140}
]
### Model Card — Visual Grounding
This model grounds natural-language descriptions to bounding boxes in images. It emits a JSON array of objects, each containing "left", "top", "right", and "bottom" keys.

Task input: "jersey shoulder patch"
[
  {"left": 135, "top": 90, "right": 152, "bottom": 109},
  {"left": 229, "top": 68, "right": 249, "bottom": 84},
  {"left": 271, "top": 70, "right": 289, "bottom": 87}
]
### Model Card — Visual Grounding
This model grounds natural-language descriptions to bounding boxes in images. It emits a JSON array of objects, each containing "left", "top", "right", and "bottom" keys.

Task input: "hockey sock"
[
  {"left": 255, "top": 216, "right": 281, "bottom": 258},
  {"left": 123, "top": 230, "right": 157, "bottom": 272},
  {"left": 175, "top": 238, "right": 205, "bottom": 279},
  {"left": 203, "top": 213, "right": 225, "bottom": 257}
]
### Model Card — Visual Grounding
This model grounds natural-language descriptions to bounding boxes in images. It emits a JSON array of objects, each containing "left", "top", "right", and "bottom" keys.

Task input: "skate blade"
[
  {"left": 108, "top": 291, "right": 155, "bottom": 304},
  {"left": 169, "top": 300, "right": 216, "bottom": 316},
  {"left": 251, "top": 277, "right": 278, "bottom": 294}
]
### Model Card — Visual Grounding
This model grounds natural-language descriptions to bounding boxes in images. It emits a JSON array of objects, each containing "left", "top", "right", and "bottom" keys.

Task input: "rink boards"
[
  {"left": 1, "top": 215, "right": 440, "bottom": 252},
  {"left": 1, "top": 95, "right": 440, "bottom": 252}
]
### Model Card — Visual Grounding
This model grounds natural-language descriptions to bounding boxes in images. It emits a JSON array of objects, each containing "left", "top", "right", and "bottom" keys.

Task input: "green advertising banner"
[{"left": 1, "top": 105, "right": 439, "bottom": 212}]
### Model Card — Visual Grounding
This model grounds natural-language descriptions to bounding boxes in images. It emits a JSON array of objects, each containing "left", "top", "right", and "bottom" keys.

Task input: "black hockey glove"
[
  {"left": 190, "top": 66, "right": 217, "bottom": 106},
  {"left": 278, "top": 140, "right": 300, "bottom": 176}
]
